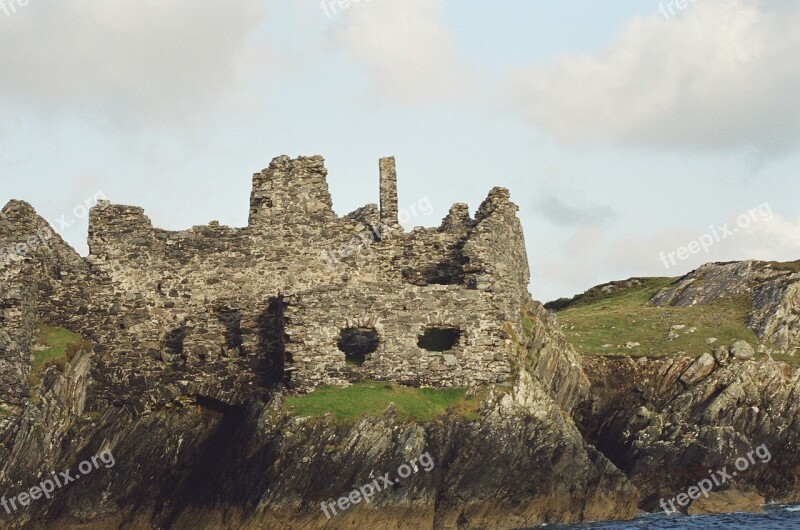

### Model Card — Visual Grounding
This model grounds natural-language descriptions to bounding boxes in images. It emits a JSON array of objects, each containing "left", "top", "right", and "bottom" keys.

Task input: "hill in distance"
[{"left": 546, "top": 260, "right": 800, "bottom": 365}]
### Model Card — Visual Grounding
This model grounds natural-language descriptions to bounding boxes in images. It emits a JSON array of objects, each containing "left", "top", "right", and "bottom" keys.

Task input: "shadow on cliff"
[{"left": 155, "top": 397, "right": 266, "bottom": 528}]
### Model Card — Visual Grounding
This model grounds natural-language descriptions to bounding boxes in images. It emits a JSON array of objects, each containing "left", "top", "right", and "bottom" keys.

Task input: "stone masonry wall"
[
  {"left": 0, "top": 267, "right": 36, "bottom": 404},
  {"left": 4, "top": 155, "right": 532, "bottom": 394},
  {"left": 285, "top": 283, "right": 513, "bottom": 389}
]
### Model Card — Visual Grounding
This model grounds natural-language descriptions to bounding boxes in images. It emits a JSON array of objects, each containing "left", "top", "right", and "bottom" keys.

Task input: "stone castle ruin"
[{"left": 1, "top": 155, "right": 530, "bottom": 405}]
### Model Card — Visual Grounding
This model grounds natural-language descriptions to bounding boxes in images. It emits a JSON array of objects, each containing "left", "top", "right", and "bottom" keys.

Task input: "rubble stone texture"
[
  {"left": 379, "top": 156, "right": 399, "bottom": 227},
  {"left": 2, "top": 155, "right": 531, "bottom": 398}
]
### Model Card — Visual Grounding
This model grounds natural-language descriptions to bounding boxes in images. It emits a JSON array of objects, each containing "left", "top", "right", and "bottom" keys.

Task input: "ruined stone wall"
[
  {"left": 0, "top": 267, "right": 36, "bottom": 404},
  {"left": 32, "top": 155, "right": 533, "bottom": 392},
  {"left": 379, "top": 156, "right": 399, "bottom": 227},
  {"left": 0, "top": 200, "right": 93, "bottom": 404},
  {"left": 463, "top": 188, "right": 531, "bottom": 335},
  {"left": 285, "top": 283, "right": 513, "bottom": 389}
]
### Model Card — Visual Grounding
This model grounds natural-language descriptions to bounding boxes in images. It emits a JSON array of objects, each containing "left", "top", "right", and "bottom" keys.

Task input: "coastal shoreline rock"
[{"left": 687, "top": 489, "right": 765, "bottom": 516}]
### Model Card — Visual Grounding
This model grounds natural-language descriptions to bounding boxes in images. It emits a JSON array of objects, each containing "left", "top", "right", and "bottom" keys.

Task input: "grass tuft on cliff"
[
  {"left": 285, "top": 380, "right": 484, "bottom": 423},
  {"left": 29, "top": 324, "right": 83, "bottom": 387},
  {"left": 551, "top": 278, "right": 762, "bottom": 359}
]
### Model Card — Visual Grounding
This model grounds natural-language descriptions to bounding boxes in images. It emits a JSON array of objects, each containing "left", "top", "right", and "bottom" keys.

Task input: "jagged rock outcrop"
[
  {"left": 522, "top": 302, "right": 589, "bottom": 412},
  {"left": 651, "top": 260, "right": 800, "bottom": 353},
  {"left": 576, "top": 351, "right": 800, "bottom": 512},
  {"left": 686, "top": 490, "right": 765, "bottom": 515}
]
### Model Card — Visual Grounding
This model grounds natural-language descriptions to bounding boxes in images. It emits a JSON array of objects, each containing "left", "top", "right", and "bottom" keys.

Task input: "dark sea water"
[{"left": 537, "top": 504, "right": 800, "bottom": 529}]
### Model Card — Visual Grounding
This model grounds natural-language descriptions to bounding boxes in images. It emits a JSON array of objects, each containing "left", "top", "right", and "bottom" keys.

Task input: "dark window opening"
[
  {"left": 218, "top": 309, "right": 243, "bottom": 354},
  {"left": 165, "top": 326, "right": 188, "bottom": 356},
  {"left": 418, "top": 327, "right": 461, "bottom": 352},
  {"left": 337, "top": 327, "right": 379, "bottom": 366},
  {"left": 256, "top": 296, "right": 291, "bottom": 386}
]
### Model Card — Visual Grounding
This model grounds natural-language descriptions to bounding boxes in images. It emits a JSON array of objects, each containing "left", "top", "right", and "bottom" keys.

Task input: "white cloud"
[
  {"left": 735, "top": 212, "right": 800, "bottom": 257},
  {"left": 535, "top": 210, "right": 800, "bottom": 302},
  {"left": 0, "top": 0, "right": 268, "bottom": 128},
  {"left": 332, "top": 0, "right": 474, "bottom": 104},
  {"left": 506, "top": 0, "right": 800, "bottom": 153}
]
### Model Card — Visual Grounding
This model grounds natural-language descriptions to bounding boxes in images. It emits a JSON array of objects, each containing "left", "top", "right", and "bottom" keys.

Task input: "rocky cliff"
[
  {"left": 0, "top": 294, "right": 637, "bottom": 529},
  {"left": 576, "top": 352, "right": 800, "bottom": 512},
  {"left": 554, "top": 260, "right": 800, "bottom": 515},
  {"left": 2, "top": 168, "right": 799, "bottom": 528}
]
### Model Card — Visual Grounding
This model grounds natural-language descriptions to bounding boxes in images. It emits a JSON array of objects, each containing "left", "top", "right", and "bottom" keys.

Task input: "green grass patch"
[
  {"left": 545, "top": 277, "right": 674, "bottom": 312},
  {"left": 554, "top": 278, "right": 763, "bottom": 360},
  {"left": 29, "top": 325, "right": 83, "bottom": 388},
  {"left": 285, "top": 380, "right": 484, "bottom": 423},
  {"left": 521, "top": 308, "right": 535, "bottom": 339}
]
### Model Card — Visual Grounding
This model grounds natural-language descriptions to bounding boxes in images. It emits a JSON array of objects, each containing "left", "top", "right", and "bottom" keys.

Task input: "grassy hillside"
[
  {"left": 552, "top": 277, "right": 763, "bottom": 359},
  {"left": 285, "top": 380, "right": 486, "bottom": 423}
]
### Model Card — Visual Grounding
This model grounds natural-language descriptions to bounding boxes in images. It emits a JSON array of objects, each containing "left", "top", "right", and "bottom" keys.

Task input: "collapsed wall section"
[
  {"left": 89, "top": 203, "right": 155, "bottom": 263},
  {"left": 249, "top": 155, "right": 337, "bottom": 230}
]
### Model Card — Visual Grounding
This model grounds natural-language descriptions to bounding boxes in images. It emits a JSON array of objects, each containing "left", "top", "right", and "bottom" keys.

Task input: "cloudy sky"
[{"left": 1, "top": 0, "right": 799, "bottom": 302}]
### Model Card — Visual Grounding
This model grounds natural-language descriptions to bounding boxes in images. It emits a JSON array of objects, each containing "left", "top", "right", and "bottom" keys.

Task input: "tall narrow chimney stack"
[{"left": 379, "top": 156, "right": 398, "bottom": 227}]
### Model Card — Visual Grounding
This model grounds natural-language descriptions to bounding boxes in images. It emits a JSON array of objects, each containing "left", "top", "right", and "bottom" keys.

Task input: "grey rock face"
[
  {"left": 577, "top": 355, "right": 800, "bottom": 511},
  {"left": 713, "top": 345, "right": 730, "bottom": 364},
  {"left": 750, "top": 275, "right": 800, "bottom": 351},
  {"left": 730, "top": 340, "right": 755, "bottom": 360},
  {"left": 680, "top": 352, "right": 716, "bottom": 385}
]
